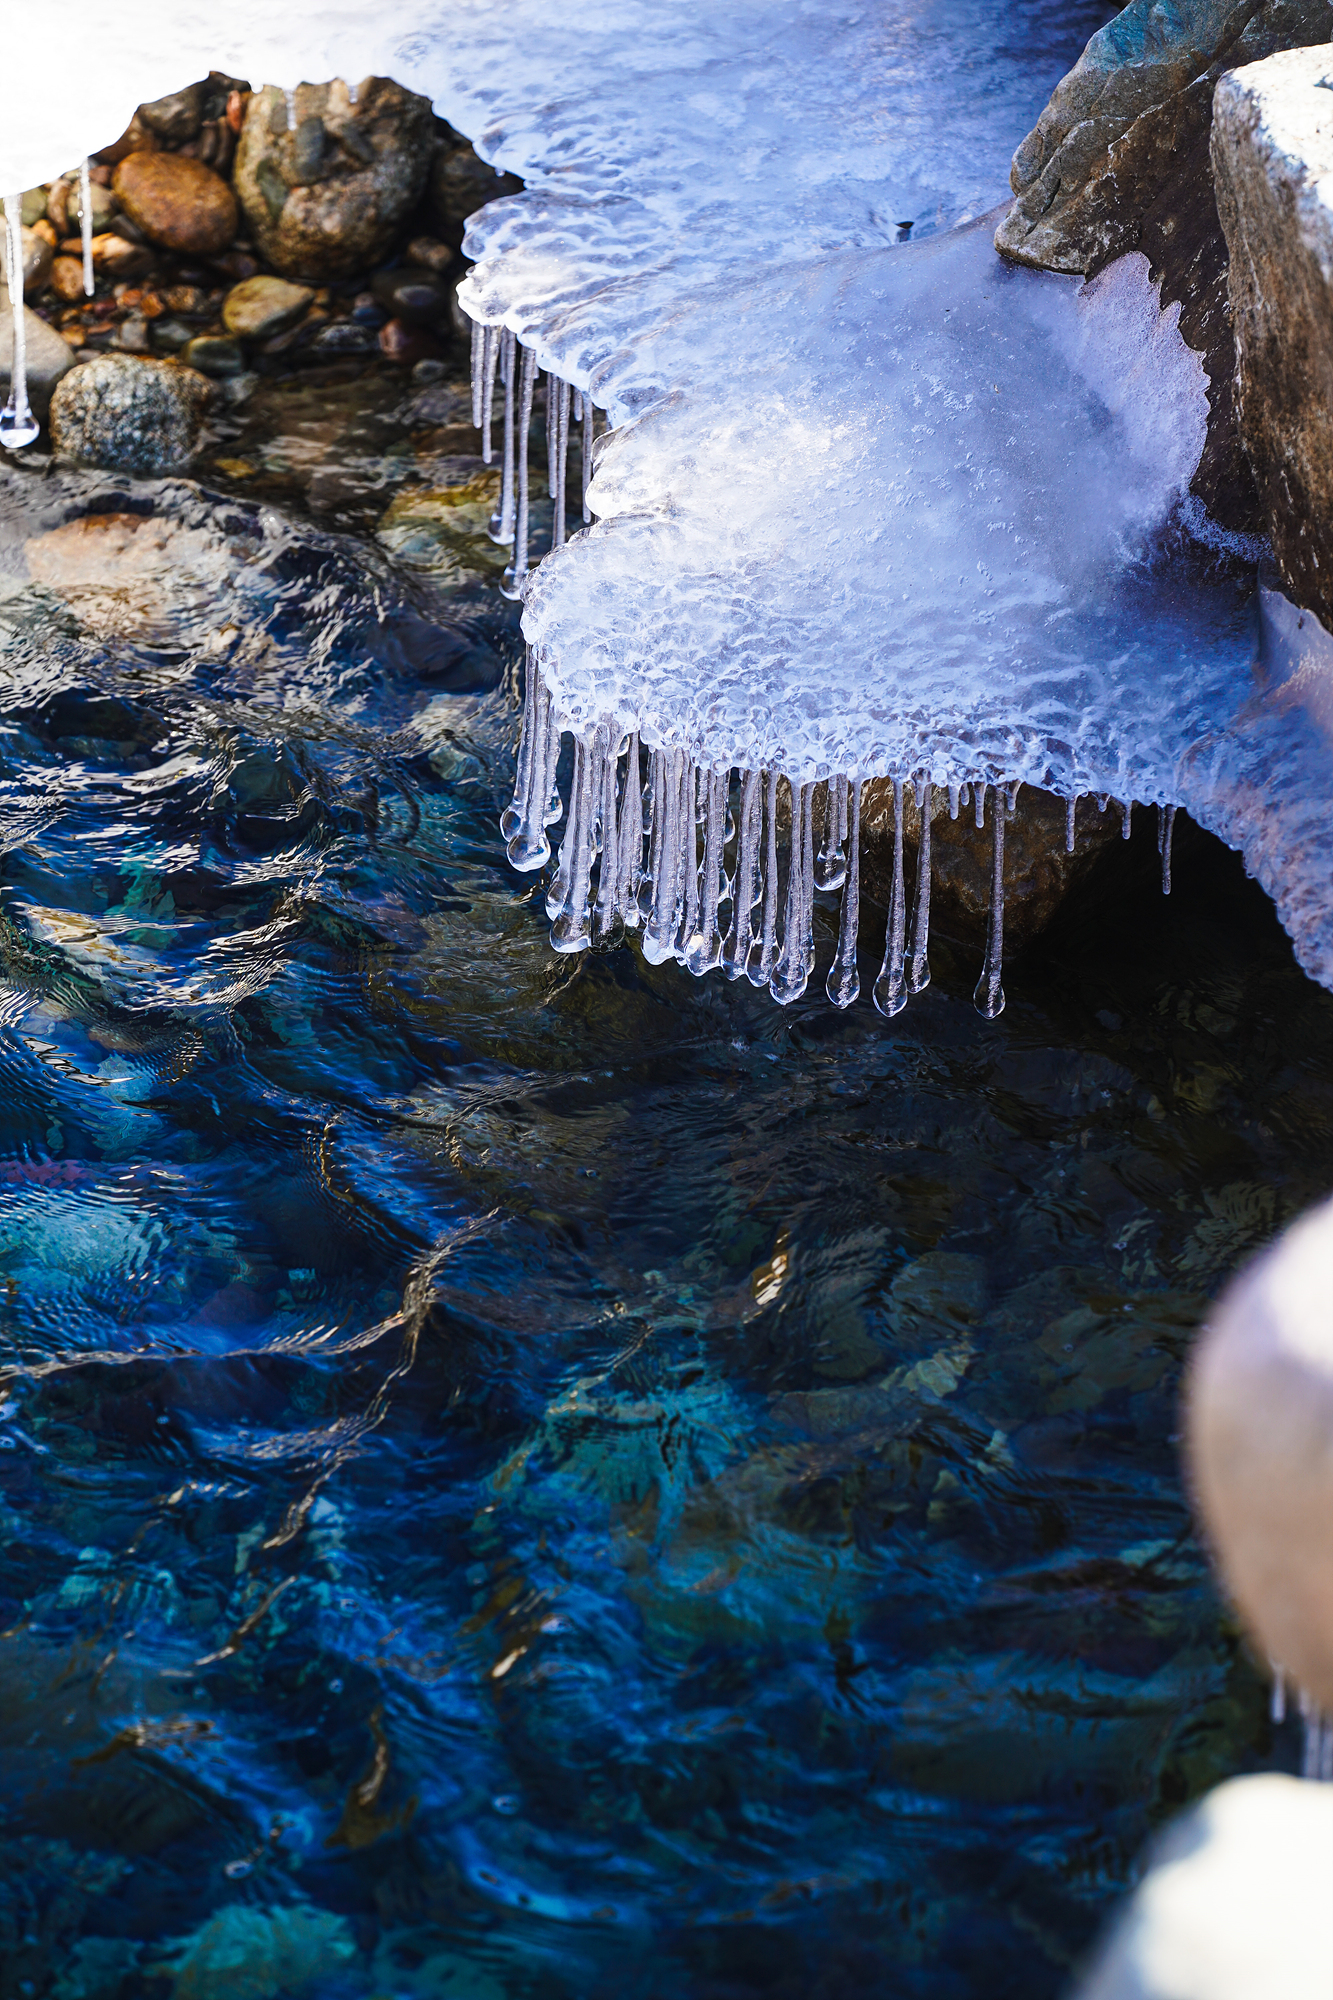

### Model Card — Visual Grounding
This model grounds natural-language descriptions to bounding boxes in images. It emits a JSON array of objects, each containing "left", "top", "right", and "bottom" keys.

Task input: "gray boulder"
[
  {"left": 1212, "top": 47, "right": 1333, "bottom": 624},
  {"left": 233, "top": 77, "right": 435, "bottom": 280},
  {"left": 50, "top": 355, "right": 213, "bottom": 474},
  {"left": 0, "top": 306, "right": 76, "bottom": 418},
  {"left": 993, "top": 0, "right": 1328, "bottom": 525}
]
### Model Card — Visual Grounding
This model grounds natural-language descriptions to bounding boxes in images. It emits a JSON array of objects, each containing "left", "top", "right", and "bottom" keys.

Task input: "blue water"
[{"left": 0, "top": 371, "right": 1325, "bottom": 2000}]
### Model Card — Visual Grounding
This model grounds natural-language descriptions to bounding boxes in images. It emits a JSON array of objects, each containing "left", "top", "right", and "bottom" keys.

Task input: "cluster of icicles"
[
  {"left": 476, "top": 319, "right": 1183, "bottom": 1019},
  {"left": 1, "top": 164, "right": 95, "bottom": 451},
  {"left": 1272, "top": 1668, "right": 1333, "bottom": 1784}
]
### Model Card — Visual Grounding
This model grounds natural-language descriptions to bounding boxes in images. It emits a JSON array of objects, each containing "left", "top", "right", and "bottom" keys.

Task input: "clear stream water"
[{"left": 0, "top": 344, "right": 1327, "bottom": 2000}]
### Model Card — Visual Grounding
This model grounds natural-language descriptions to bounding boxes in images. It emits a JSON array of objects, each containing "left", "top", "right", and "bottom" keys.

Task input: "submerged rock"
[
  {"left": 994, "top": 0, "right": 1328, "bottom": 524},
  {"left": 112, "top": 149, "right": 237, "bottom": 256},
  {"left": 1212, "top": 48, "right": 1333, "bottom": 625},
  {"left": 233, "top": 78, "right": 435, "bottom": 280},
  {"left": 157, "top": 1899, "right": 357, "bottom": 2000},
  {"left": 50, "top": 354, "right": 212, "bottom": 473}
]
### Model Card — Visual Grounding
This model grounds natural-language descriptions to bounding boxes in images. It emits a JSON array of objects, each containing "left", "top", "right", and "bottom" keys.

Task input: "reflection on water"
[{"left": 0, "top": 356, "right": 1327, "bottom": 2000}]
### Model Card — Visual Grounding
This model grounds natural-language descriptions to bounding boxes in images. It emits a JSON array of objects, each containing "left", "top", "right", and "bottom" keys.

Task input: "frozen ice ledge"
[{"left": 13, "top": 0, "right": 1333, "bottom": 1001}]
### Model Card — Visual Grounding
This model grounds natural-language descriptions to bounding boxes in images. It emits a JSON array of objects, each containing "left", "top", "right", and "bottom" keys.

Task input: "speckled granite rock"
[
  {"left": 1212, "top": 48, "right": 1333, "bottom": 624},
  {"left": 49, "top": 355, "right": 212, "bottom": 474}
]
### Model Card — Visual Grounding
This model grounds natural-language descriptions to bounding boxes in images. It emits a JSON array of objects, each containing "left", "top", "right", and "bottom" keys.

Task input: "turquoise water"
[{"left": 0, "top": 374, "right": 1324, "bottom": 1999}]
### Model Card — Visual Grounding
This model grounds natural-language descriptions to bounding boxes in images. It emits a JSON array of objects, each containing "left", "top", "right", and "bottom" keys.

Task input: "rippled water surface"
[{"left": 0, "top": 352, "right": 1328, "bottom": 2000}]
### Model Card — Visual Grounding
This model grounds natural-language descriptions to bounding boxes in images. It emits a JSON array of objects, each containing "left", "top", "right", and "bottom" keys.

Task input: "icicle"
[
  {"left": 546, "top": 372, "right": 559, "bottom": 497},
  {"left": 572, "top": 388, "right": 583, "bottom": 423},
  {"left": 802, "top": 782, "right": 816, "bottom": 972},
  {"left": 771, "top": 780, "right": 812, "bottom": 1004},
  {"left": 873, "top": 779, "right": 908, "bottom": 1017},
  {"left": 506, "top": 680, "right": 557, "bottom": 872},
  {"left": 674, "top": 761, "right": 702, "bottom": 960},
  {"left": 78, "top": 159, "right": 94, "bottom": 298},
  {"left": 687, "top": 769, "right": 727, "bottom": 974},
  {"left": 1096, "top": 793, "right": 1109, "bottom": 814},
  {"left": 591, "top": 730, "right": 623, "bottom": 946},
  {"left": 552, "top": 733, "right": 597, "bottom": 953},
  {"left": 553, "top": 378, "right": 571, "bottom": 550},
  {"left": 1, "top": 195, "right": 38, "bottom": 452},
  {"left": 974, "top": 784, "right": 1006, "bottom": 1018},
  {"left": 481, "top": 326, "right": 500, "bottom": 465},
  {"left": 500, "top": 346, "right": 538, "bottom": 600},
  {"left": 748, "top": 771, "right": 781, "bottom": 987},
  {"left": 974, "top": 784, "right": 986, "bottom": 830},
  {"left": 722, "top": 769, "right": 761, "bottom": 977},
  {"left": 827, "top": 780, "right": 862, "bottom": 1007},
  {"left": 643, "top": 750, "right": 685, "bottom": 965},
  {"left": 545, "top": 733, "right": 580, "bottom": 918},
  {"left": 1120, "top": 798, "right": 1132, "bottom": 840},
  {"left": 283, "top": 86, "right": 298, "bottom": 126},
  {"left": 639, "top": 749, "right": 665, "bottom": 925},
  {"left": 488, "top": 331, "right": 517, "bottom": 544},
  {"left": 501, "top": 650, "right": 537, "bottom": 839},
  {"left": 1271, "top": 1664, "right": 1287, "bottom": 1726},
  {"left": 1159, "top": 804, "right": 1176, "bottom": 895},
  {"left": 906, "top": 780, "right": 932, "bottom": 995},
  {"left": 583, "top": 394, "right": 595, "bottom": 524},
  {"left": 1065, "top": 795, "right": 1077, "bottom": 854},
  {"left": 947, "top": 781, "right": 960, "bottom": 821},
  {"left": 814, "top": 775, "right": 848, "bottom": 891},
  {"left": 470, "top": 317, "right": 484, "bottom": 426},
  {"left": 618, "top": 732, "right": 644, "bottom": 927}
]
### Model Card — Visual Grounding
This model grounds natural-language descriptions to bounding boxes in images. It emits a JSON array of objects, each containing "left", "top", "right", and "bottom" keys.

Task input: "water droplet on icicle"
[
  {"left": 826, "top": 779, "right": 862, "bottom": 1008},
  {"left": 873, "top": 779, "right": 908, "bottom": 1018},
  {"left": 1, "top": 193, "right": 39, "bottom": 452},
  {"left": 973, "top": 784, "right": 1006, "bottom": 1018}
]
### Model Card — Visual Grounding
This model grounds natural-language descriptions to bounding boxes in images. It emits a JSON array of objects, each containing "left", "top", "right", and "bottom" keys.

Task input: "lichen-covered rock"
[
  {"left": 50, "top": 354, "right": 212, "bottom": 473},
  {"left": 112, "top": 150, "right": 237, "bottom": 256},
  {"left": 0, "top": 306, "right": 76, "bottom": 417},
  {"left": 1212, "top": 48, "right": 1333, "bottom": 625},
  {"left": 233, "top": 77, "right": 435, "bottom": 280},
  {"left": 993, "top": 0, "right": 1328, "bottom": 526}
]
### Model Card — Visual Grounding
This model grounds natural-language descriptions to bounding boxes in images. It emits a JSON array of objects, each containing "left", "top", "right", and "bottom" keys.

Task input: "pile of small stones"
[{"left": 3, "top": 69, "right": 520, "bottom": 474}]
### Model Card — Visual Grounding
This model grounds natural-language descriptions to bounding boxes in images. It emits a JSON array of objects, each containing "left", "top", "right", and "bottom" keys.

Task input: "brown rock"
[
  {"left": 136, "top": 83, "right": 205, "bottom": 146},
  {"left": 429, "top": 139, "right": 522, "bottom": 250},
  {"left": 221, "top": 274, "right": 312, "bottom": 341},
  {"left": 50, "top": 257, "right": 86, "bottom": 304},
  {"left": 113, "top": 151, "right": 237, "bottom": 258},
  {"left": 1212, "top": 50, "right": 1333, "bottom": 625},
  {"left": 993, "top": 0, "right": 1329, "bottom": 529},
  {"left": 378, "top": 317, "right": 445, "bottom": 368},
  {"left": 83, "top": 234, "right": 154, "bottom": 282},
  {"left": 0, "top": 223, "right": 54, "bottom": 298},
  {"left": 233, "top": 77, "right": 435, "bottom": 280},
  {"left": 406, "top": 234, "right": 456, "bottom": 275},
  {"left": 859, "top": 781, "right": 1122, "bottom": 952}
]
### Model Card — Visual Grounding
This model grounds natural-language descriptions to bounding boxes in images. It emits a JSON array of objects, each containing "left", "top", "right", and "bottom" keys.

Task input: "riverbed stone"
[
  {"left": 49, "top": 354, "right": 212, "bottom": 474},
  {"left": 0, "top": 222, "right": 54, "bottom": 299},
  {"left": 1212, "top": 48, "right": 1333, "bottom": 626},
  {"left": 233, "top": 78, "right": 435, "bottom": 280},
  {"left": 429, "top": 139, "right": 523, "bottom": 249},
  {"left": 221, "top": 275, "right": 312, "bottom": 342},
  {"left": 994, "top": 0, "right": 1329, "bottom": 526},
  {"left": 136, "top": 83, "right": 205, "bottom": 147},
  {"left": 0, "top": 307, "right": 76, "bottom": 417},
  {"left": 112, "top": 151, "right": 237, "bottom": 258},
  {"left": 182, "top": 334, "right": 244, "bottom": 378}
]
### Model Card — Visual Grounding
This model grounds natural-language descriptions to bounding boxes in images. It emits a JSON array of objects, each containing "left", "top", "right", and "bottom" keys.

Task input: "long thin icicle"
[
  {"left": 470, "top": 317, "right": 484, "bottom": 427},
  {"left": 551, "top": 733, "right": 597, "bottom": 953},
  {"left": 506, "top": 678, "right": 557, "bottom": 872},
  {"left": 618, "top": 733, "right": 644, "bottom": 926},
  {"left": 873, "top": 779, "right": 907, "bottom": 1017},
  {"left": 592, "top": 729, "right": 622, "bottom": 946},
  {"left": 687, "top": 769, "right": 727, "bottom": 973},
  {"left": 489, "top": 330, "right": 517, "bottom": 544},
  {"left": 583, "top": 394, "right": 595, "bottom": 523},
  {"left": 1, "top": 194, "right": 37, "bottom": 452},
  {"left": 906, "top": 779, "right": 932, "bottom": 995},
  {"left": 826, "top": 779, "right": 861, "bottom": 1007},
  {"left": 1159, "top": 804, "right": 1176, "bottom": 895},
  {"left": 974, "top": 784, "right": 1006, "bottom": 1018},
  {"left": 501, "top": 345, "right": 538, "bottom": 600},
  {"left": 748, "top": 770, "right": 781, "bottom": 987},
  {"left": 79, "top": 159, "right": 94, "bottom": 297},
  {"left": 501, "top": 650, "right": 537, "bottom": 839},
  {"left": 644, "top": 749, "right": 685, "bottom": 965},
  {"left": 771, "top": 779, "right": 811, "bottom": 1004},
  {"left": 815, "top": 774, "right": 848, "bottom": 891},
  {"left": 1066, "top": 795, "right": 1078, "bottom": 853},
  {"left": 481, "top": 325, "right": 500, "bottom": 465},
  {"left": 674, "top": 761, "right": 701, "bottom": 959},
  {"left": 722, "top": 769, "right": 760, "bottom": 977},
  {"left": 553, "top": 378, "right": 571, "bottom": 550}
]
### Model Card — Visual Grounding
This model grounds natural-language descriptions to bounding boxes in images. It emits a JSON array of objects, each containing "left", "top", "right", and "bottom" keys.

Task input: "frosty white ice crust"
[{"left": 10, "top": 0, "right": 1333, "bottom": 991}]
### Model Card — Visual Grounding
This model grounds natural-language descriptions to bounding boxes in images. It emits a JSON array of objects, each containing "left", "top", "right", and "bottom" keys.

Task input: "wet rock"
[
  {"left": 113, "top": 316, "right": 152, "bottom": 356},
  {"left": 183, "top": 334, "right": 244, "bottom": 377},
  {"left": 82, "top": 233, "right": 154, "bottom": 282},
  {"left": 859, "top": 781, "right": 1121, "bottom": 952},
  {"left": 372, "top": 266, "right": 448, "bottom": 325},
  {"left": 406, "top": 233, "right": 456, "bottom": 275},
  {"left": 136, "top": 82, "right": 206, "bottom": 147},
  {"left": 994, "top": 0, "right": 1328, "bottom": 527},
  {"left": 157, "top": 1899, "right": 357, "bottom": 2000},
  {"left": 429, "top": 137, "right": 523, "bottom": 249},
  {"left": 49, "top": 354, "right": 212, "bottom": 474},
  {"left": 307, "top": 320, "right": 377, "bottom": 358},
  {"left": 233, "top": 77, "right": 435, "bottom": 281},
  {"left": 1212, "top": 49, "right": 1333, "bottom": 625},
  {"left": 0, "top": 220, "right": 54, "bottom": 297},
  {"left": 0, "top": 306, "right": 76, "bottom": 417},
  {"left": 221, "top": 274, "right": 312, "bottom": 342},
  {"left": 47, "top": 176, "right": 117, "bottom": 240},
  {"left": 112, "top": 151, "right": 237, "bottom": 258},
  {"left": 378, "top": 318, "right": 445, "bottom": 369},
  {"left": 49, "top": 256, "right": 85, "bottom": 305}
]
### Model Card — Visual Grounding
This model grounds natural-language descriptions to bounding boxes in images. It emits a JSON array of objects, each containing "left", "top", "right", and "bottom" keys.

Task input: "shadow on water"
[{"left": 0, "top": 357, "right": 1326, "bottom": 2000}]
